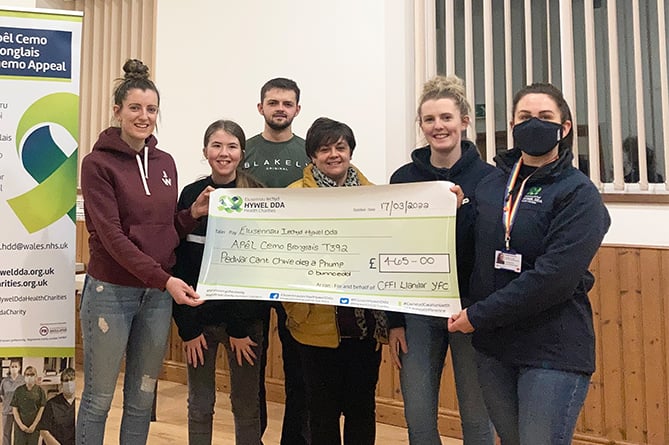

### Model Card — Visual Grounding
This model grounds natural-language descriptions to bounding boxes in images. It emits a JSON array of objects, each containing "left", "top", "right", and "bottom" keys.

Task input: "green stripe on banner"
[
  {"left": 0, "top": 75, "right": 73, "bottom": 83},
  {"left": 0, "top": 347, "right": 75, "bottom": 357},
  {"left": 7, "top": 152, "right": 78, "bottom": 233},
  {"left": 15, "top": 93, "right": 79, "bottom": 145},
  {"left": 0, "top": 10, "right": 82, "bottom": 22},
  {"left": 7, "top": 92, "right": 79, "bottom": 233}
]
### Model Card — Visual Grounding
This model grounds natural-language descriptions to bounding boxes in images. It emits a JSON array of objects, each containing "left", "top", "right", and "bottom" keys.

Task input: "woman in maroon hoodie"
[{"left": 77, "top": 59, "right": 210, "bottom": 445}]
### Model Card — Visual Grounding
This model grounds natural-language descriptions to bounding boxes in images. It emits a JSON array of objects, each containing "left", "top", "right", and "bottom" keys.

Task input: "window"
[{"left": 432, "top": 0, "right": 669, "bottom": 194}]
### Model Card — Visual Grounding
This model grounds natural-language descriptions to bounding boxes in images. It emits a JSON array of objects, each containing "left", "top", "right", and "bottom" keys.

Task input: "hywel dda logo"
[
  {"left": 218, "top": 195, "right": 244, "bottom": 213},
  {"left": 522, "top": 186, "right": 544, "bottom": 205},
  {"left": 7, "top": 93, "right": 79, "bottom": 233}
]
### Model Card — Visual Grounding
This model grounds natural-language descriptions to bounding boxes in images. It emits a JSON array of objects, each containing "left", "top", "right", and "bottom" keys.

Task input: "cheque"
[{"left": 197, "top": 181, "right": 461, "bottom": 317}]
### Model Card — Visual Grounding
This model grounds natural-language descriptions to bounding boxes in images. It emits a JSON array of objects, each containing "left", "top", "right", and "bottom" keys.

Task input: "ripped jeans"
[{"left": 76, "top": 275, "right": 172, "bottom": 445}]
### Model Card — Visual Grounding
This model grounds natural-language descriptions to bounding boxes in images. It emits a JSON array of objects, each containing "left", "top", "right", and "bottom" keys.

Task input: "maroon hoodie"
[{"left": 81, "top": 127, "right": 197, "bottom": 290}]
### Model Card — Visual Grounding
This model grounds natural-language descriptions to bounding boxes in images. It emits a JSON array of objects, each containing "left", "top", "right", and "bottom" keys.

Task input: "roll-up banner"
[{"left": 0, "top": 6, "right": 81, "bottom": 384}]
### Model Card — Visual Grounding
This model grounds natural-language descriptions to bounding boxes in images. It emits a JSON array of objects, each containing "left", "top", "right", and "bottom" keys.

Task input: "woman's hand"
[
  {"left": 183, "top": 334, "right": 208, "bottom": 367},
  {"left": 12, "top": 408, "right": 27, "bottom": 432},
  {"left": 450, "top": 184, "right": 464, "bottom": 208},
  {"left": 388, "top": 327, "right": 408, "bottom": 369},
  {"left": 190, "top": 185, "right": 215, "bottom": 219},
  {"left": 229, "top": 336, "right": 258, "bottom": 367},
  {"left": 166, "top": 277, "right": 204, "bottom": 307},
  {"left": 448, "top": 308, "right": 475, "bottom": 333}
]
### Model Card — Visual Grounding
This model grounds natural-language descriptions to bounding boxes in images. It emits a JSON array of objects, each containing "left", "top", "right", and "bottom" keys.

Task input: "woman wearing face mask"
[
  {"left": 448, "top": 83, "right": 610, "bottom": 445},
  {"left": 10, "top": 366, "right": 46, "bottom": 445},
  {"left": 39, "top": 367, "right": 76, "bottom": 445},
  {"left": 0, "top": 359, "right": 24, "bottom": 445}
]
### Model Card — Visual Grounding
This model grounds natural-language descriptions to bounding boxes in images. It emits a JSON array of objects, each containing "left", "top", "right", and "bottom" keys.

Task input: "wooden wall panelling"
[
  {"left": 438, "top": 350, "right": 461, "bottom": 438},
  {"left": 167, "top": 322, "right": 181, "bottom": 364},
  {"left": 75, "top": 231, "right": 669, "bottom": 444},
  {"left": 77, "top": 0, "right": 157, "bottom": 171},
  {"left": 596, "top": 247, "right": 625, "bottom": 441},
  {"left": 75, "top": 220, "right": 87, "bottom": 366},
  {"left": 75, "top": 292, "right": 83, "bottom": 365},
  {"left": 266, "top": 310, "right": 287, "bottom": 402},
  {"left": 74, "top": 219, "right": 90, "bottom": 266},
  {"left": 579, "top": 252, "right": 605, "bottom": 437},
  {"left": 619, "top": 249, "right": 646, "bottom": 443},
  {"left": 376, "top": 347, "right": 395, "bottom": 401},
  {"left": 639, "top": 249, "right": 668, "bottom": 443},
  {"left": 375, "top": 348, "right": 407, "bottom": 428},
  {"left": 662, "top": 250, "right": 669, "bottom": 445},
  {"left": 441, "top": 351, "right": 457, "bottom": 410},
  {"left": 75, "top": 221, "right": 83, "bottom": 264},
  {"left": 267, "top": 310, "right": 281, "bottom": 381}
]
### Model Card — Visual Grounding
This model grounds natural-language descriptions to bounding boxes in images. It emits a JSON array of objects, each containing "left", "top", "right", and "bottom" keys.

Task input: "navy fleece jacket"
[{"left": 467, "top": 147, "right": 610, "bottom": 374}]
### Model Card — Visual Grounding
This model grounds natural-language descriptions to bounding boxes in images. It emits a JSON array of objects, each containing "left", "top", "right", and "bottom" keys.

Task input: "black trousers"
[
  {"left": 260, "top": 302, "right": 310, "bottom": 445},
  {"left": 299, "top": 337, "right": 382, "bottom": 445}
]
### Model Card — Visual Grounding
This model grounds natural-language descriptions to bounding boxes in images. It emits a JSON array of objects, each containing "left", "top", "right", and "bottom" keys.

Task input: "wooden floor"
[{"left": 73, "top": 374, "right": 462, "bottom": 444}]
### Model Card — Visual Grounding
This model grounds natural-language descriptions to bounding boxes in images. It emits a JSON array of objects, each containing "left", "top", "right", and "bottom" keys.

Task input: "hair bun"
[
  {"left": 423, "top": 75, "right": 465, "bottom": 98},
  {"left": 122, "top": 59, "right": 150, "bottom": 81}
]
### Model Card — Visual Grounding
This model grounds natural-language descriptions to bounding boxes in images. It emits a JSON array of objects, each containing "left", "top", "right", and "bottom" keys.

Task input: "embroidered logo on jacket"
[
  {"left": 522, "top": 186, "right": 543, "bottom": 204},
  {"left": 161, "top": 171, "right": 172, "bottom": 186}
]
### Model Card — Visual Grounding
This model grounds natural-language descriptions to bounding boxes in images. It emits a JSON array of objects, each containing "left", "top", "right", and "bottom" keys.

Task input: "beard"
[{"left": 265, "top": 114, "right": 293, "bottom": 131}]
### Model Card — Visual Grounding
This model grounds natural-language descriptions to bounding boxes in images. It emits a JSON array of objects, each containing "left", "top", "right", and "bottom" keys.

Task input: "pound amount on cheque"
[{"left": 378, "top": 254, "right": 450, "bottom": 273}]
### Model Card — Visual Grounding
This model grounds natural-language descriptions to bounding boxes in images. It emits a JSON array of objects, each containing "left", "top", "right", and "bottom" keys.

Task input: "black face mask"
[{"left": 512, "top": 117, "right": 562, "bottom": 156}]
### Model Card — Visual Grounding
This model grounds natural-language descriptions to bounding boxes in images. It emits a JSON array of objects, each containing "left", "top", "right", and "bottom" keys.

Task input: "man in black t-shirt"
[{"left": 245, "top": 78, "right": 311, "bottom": 445}]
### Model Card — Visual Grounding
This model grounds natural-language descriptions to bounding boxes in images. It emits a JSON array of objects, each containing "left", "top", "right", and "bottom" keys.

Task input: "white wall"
[
  {"left": 604, "top": 203, "right": 669, "bottom": 247},
  {"left": 1, "top": 0, "right": 35, "bottom": 7},
  {"left": 155, "top": 0, "right": 415, "bottom": 187},
  {"left": 154, "top": 1, "right": 669, "bottom": 249}
]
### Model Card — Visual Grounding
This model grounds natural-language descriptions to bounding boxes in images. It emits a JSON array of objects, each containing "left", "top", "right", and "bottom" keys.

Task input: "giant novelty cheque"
[{"left": 197, "top": 181, "right": 460, "bottom": 318}]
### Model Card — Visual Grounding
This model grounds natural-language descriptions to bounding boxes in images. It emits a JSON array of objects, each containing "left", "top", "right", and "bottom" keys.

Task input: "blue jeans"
[
  {"left": 399, "top": 314, "right": 494, "bottom": 445},
  {"left": 188, "top": 321, "right": 265, "bottom": 445},
  {"left": 76, "top": 276, "right": 172, "bottom": 445},
  {"left": 476, "top": 351, "right": 591, "bottom": 445}
]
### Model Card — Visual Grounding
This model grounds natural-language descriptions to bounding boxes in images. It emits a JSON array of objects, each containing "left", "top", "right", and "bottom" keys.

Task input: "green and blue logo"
[
  {"left": 218, "top": 195, "right": 244, "bottom": 213},
  {"left": 7, "top": 92, "right": 78, "bottom": 233}
]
